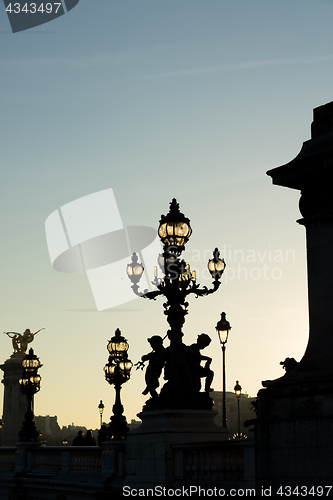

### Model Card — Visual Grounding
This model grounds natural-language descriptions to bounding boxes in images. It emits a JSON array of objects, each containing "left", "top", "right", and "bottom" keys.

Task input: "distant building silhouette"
[
  {"left": 34, "top": 416, "right": 88, "bottom": 446},
  {"left": 128, "top": 419, "right": 141, "bottom": 431},
  {"left": 211, "top": 391, "right": 255, "bottom": 437},
  {"left": 34, "top": 415, "right": 61, "bottom": 439}
]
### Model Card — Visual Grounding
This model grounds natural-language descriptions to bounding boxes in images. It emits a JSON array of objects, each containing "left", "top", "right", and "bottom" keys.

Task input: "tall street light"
[
  {"left": 98, "top": 400, "right": 105, "bottom": 428},
  {"left": 104, "top": 329, "right": 133, "bottom": 440},
  {"left": 127, "top": 199, "right": 226, "bottom": 345},
  {"left": 216, "top": 312, "right": 231, "bottom": 428},
  {"left": 126, "top": 199, "right": 226, "bottom": 409},
  {"left": 18, "top": 348, "right": 42, "bottom": 442},
  {"left": 234, "top": 380, "right": 242, "bottom": 438}
]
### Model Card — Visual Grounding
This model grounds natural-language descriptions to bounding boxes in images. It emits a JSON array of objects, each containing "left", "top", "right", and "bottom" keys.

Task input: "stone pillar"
[
  {"left": 256, "top": 101, "right": 333, "bottom": 489},
  {"left": 0, "top": 359, "right": 27, "bottom": 446}
]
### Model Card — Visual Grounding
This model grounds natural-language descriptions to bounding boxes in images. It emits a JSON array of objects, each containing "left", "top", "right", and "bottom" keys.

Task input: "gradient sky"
[{"left": 0, "top": 0, "right": 332, "bottom": 430}]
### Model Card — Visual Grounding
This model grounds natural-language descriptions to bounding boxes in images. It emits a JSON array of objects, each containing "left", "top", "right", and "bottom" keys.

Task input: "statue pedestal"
[
  {"left": 125, "top": 409, "right": 229, "bottom": 488},
  {"left": 0, "top": 359, "right": 27, "bottom": 446},
  {"left": 256, "top": 374, "right": 333, "bottom": 489}
]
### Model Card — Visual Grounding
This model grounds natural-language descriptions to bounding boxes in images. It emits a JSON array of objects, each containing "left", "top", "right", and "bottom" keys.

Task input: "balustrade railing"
[
  {"left": 0, "top": 448, "right": 16, "bottom": 470},
  {"left": 0, "top": 443, "right": 125, "bottom": 477},
  {"left": 173, "top": 440, "right": 255, "bottom": 485},
  {"left": 0, "top": 438, "right": 254, "bottom": 489}
]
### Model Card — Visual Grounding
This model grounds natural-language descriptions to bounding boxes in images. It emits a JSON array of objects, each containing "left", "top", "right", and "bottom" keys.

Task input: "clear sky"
[{"left": 0, "top": 0, "right": 332, "bottom": 430}]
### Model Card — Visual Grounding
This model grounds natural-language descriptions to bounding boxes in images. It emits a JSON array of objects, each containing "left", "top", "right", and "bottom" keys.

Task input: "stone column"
[
  {"left": 268, "top": 101, "right": 333, "bottom": 375},
  {"left": 1, "top": 359, "right": 27, "bottom": 446},
  {"left": 256, "top": 101, "right": 333, "bottom": 489}
]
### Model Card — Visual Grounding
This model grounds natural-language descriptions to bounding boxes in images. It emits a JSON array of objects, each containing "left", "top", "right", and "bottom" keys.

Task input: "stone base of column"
[
  {"left": 0, "top": 359, "right": 27, "bottom": 446},
  {"left": 256, "top": 374, "right": 333, "bottom": 490},
  {"left": 125, "top": 409, "right": 229, "bottom": 488}
]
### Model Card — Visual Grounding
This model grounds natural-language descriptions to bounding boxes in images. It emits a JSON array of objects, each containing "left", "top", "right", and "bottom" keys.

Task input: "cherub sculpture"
[
  {"left": 4, "top": 328, "right": 44, "bottom": 358},
  {"left": 140, "top": 336, "right": 166, "bottom": 399},
  {"left": 187, "top": 333, "right": 214, "bottom": 393}
]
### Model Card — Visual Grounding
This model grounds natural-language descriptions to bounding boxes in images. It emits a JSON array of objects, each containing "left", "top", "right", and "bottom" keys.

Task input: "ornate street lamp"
[
  {"left": 158, "top": 198, "right": 192, "bottom": 255},
  {"left": 208, "top": 248, "right": 226, "bottom": 279},
  {"left": 18, "top": 348, "right": 42, "bottom": 442},
  {"left": 234, "top": 380, "right": 242, "bottom": 438},
  {"left": 126, "top": 253, "right": 144, "bottom": 287},
  {"left": 127, "top": 199, "right": 226, "bottom": 345},
  {"left": 216, "top": 312, "right": 231, "bottom": 428},
  {"left": 104, "top": 329, "right": 133, "bottom": 440},
  {"left": 98, "top": 400, "right": 105, "bottom": 427},
  {"left": 126, "top": 199, "right": 227, "bottom": 410}
]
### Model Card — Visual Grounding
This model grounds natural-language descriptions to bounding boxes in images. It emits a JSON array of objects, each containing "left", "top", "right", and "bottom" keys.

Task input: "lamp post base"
[
  {"left": 18, "top": 408, "right": 40, "bottom": 443},
  {"left": 106, "top": 413, "right": 130, "bottom": 441}
]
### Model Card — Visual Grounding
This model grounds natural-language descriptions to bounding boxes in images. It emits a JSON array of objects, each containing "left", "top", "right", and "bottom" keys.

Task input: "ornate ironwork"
[
  {"left": 127, "top": 199, "right": 226, "bottom": 410},
  {"left": 127, "top": 199, "right": 225, "bottom": 344}
]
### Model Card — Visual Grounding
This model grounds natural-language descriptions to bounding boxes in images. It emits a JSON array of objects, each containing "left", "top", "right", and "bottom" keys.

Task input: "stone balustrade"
[
  {"left": 0, "top": 447, "right": 16, "bottom": 470},
  {"left": 173, "top": 439, "right": 255, "bottom": 487},
  {"left": 0, "top": 438, "right": 255, "bottom": 499},
  {"left": 0, "top": 443, "right": 125, "bottom": 474},
  {"left": 0, "top": 442, "right": 126, "bottom": 500}
]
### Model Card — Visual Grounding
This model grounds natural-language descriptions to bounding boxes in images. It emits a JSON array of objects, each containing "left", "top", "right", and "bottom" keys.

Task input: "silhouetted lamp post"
[
  {"left": 18, "top": 348, "right": 42, "bottom": 442},
  {"left": 98, "top": 400, "right": 105, "bottom": 427},
  {"left": 126, "top": 199, "right": 227, "bottom": 410},
  {"left": 234, "top": 380, "right": 242, "bottom": 438},
  {"left": 216, "top": 312, "right": 231, "bottom": 428},
  {"left": 104, "top": 329, "right": 133, "bottom": 440},
  {"left": 127, "top": 199, "right": 226, "bottom": 345}
]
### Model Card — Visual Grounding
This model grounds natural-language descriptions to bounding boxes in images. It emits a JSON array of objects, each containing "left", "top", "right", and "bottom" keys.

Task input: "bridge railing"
[
  {"left": 0, "top": 437, "right": 255, "bottom": 488},
  {"left": 172, "top": 438, "right": 255, "bottom": 487},
  {"left": 0, "top": 442, "right": 126, "bottom": 478}
]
